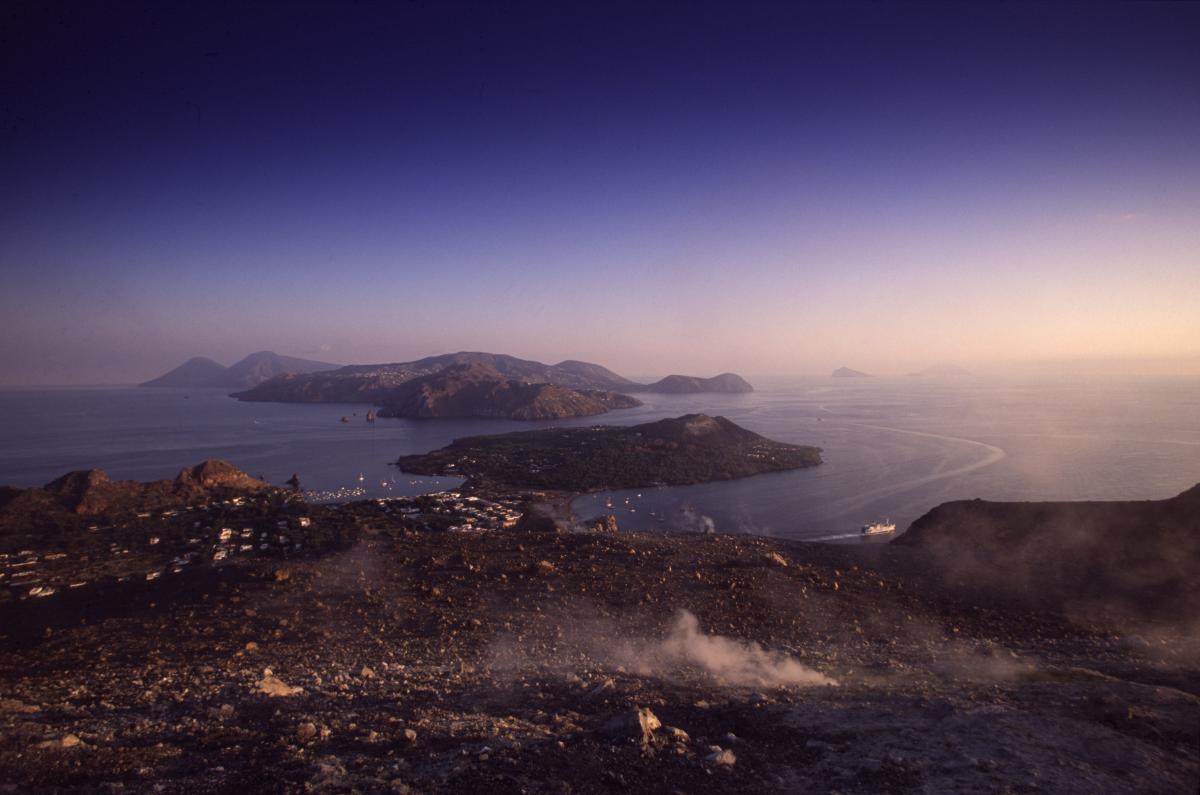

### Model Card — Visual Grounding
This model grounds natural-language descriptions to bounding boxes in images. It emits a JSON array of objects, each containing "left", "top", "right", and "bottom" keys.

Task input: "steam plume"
[{"left": 615, "top": 610, "right": 836, "bottom": 688}]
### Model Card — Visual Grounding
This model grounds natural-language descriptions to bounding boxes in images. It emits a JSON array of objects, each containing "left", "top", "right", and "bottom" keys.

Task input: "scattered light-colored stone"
[
  {"left": 257, "top": 674, "right": 303, "bottom": 697},
  {"left": 706, "top": 748, "right": 736, "bottom": 766},
  {"left": 602, "top": 707, "right": 661, "bottom": 746}
]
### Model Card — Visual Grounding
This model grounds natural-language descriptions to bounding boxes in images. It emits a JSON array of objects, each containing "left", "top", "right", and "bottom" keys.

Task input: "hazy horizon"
[
  {"left": 3, "top": 349, "right": 1199, "bottom": 388},
  {"left": 3, "top": 2, "right": 1198, "bottom": 385}
]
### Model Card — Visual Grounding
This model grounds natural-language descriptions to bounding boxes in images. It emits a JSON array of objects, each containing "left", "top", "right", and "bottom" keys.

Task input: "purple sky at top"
[{"left": 1, "top": 1, "right": 1198, "bottom": 384}]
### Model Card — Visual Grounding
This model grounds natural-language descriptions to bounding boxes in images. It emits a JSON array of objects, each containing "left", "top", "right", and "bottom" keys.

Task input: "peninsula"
[{"left": 394, "top": 413, "right": 822, "bottom": 491}]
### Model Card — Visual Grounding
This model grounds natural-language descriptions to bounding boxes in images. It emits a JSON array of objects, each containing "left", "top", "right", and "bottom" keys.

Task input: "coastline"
[{"left": 4, "top": 378, "right": 1199, "bottom": 541}]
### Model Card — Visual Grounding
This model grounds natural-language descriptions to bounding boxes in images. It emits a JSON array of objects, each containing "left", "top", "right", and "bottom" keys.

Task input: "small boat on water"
[{"left": 861, "top": 521, "right": 896, "bottom": 536}]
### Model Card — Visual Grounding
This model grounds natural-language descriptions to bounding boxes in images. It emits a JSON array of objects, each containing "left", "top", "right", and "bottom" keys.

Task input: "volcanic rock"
[
  {"left": 1, "top": 480, "right": 1197, "bottom": 793},
  {"left": 1, "top": 459, "right": 273, "bottom": 524},
  {"left": 602, "top": 707, "right": 662, "bottom": 747},
  {"left": 257, "top": 673, "right": 303, "bottom": 697},
  {"left": 896, "top": 485, "right": 1200, "bottom": 623},
  {"left": 706, "top": 748, "right": 736, "bottom": 766}
]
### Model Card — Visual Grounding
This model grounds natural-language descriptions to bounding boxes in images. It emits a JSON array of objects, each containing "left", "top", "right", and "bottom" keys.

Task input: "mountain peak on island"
[
  {"left": 139, "top": 356, "right": 231, "bottom": 388},
  {"left": 375, "top": 362, "right": 642, "bottom": 420},
  {"left": 630, "top": 372, "right": 753, "bottom": 394},
  {"left": 637, "top": 413, "right": 761, "bottom": 442},
  {"left": 551, "top": 359, "right": 638, "bottom": 387},
  {"left": 141, "top": 351, "right": 341, "bottom": 388},
  {"left": 832, "top": 367, "right": 872, "bottom": 378}
]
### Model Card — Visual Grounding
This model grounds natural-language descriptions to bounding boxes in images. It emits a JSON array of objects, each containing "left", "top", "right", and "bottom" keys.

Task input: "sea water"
[{"left": 1, "top": 376, "right": 1196, "bottom": 540}]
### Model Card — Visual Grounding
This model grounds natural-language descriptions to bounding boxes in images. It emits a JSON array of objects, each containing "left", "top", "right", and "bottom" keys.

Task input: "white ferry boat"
[{"left": 860, "top": 520, "right": 897, "bottom": 536}]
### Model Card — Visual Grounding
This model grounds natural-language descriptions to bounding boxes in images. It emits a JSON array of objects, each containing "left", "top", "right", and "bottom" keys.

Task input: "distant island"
[
  {"left": 632, "top": 372, "right": 753, "bottom": 394},
  {"left": 907, "top": 364, "right": 971, "bottom": 377},
  {"left": 395, "top": 413, "right": 822, "bottom": 491},
  {"left": 374, "top": 362, "right": 641, "bottom": 420},
  {"left": 141, "top": 351, "right": 340, "bottom": 388},
  {"left": 144, "top": 350, "right": 754, "bottom": 422},
  {"left": 230, "top": 351, "right": 754, "bottom": 405},
  {"left": 831, "top": 366, "right": 872, "bottom": 378}
]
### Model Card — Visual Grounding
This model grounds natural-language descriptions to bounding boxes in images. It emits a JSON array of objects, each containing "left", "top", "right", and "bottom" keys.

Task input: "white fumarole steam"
[{"left": 620, "top": 610, "right": 837, "bottom": 688}]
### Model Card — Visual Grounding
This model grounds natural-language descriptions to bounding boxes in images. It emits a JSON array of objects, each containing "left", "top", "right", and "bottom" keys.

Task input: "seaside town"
[{"left": 0, "top": 490, "right": 527, "bottom": 608}]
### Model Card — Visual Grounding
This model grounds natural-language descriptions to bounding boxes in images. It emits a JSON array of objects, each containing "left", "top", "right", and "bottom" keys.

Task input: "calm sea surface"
[{"left": 1, "top": 377, "right": 1197, "bottom": 540}]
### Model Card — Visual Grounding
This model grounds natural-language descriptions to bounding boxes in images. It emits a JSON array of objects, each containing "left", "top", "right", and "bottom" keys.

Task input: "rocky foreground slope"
[
  {"left": 0, "top": 460, "right": 273, "bottom": 534},
  {"left": 0, "top": 468, "right": 1197, "bottom": 794},
  {"left": 895, "top": 486, "right": 1200, "bottom": 627}
]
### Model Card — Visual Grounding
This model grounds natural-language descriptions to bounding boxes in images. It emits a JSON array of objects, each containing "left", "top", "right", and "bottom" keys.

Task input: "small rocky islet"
[{"left": 0, "top": 445, "right": 1197, "bottom": 792}]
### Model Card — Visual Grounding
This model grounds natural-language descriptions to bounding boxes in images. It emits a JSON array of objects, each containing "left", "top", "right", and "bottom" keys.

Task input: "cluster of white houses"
[
  {"left": 1, "top": 490, "right": 530, "bottom": 602},
  {"left": 368, "top": 492, "right": 523, "bottom": 532}
]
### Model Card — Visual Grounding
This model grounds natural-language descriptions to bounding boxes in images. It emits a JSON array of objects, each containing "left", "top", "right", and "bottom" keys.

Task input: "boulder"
[
  {"left": 602, "top": 707, "right": 661, "bottom": 746},
  {"left": 257, "top": 673, "right": 303, "bottom": 697}
]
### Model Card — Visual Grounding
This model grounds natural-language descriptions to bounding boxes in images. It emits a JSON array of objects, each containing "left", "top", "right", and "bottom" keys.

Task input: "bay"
[{"left": 1, "top": 376, "right": 1196, "bottom": 540}]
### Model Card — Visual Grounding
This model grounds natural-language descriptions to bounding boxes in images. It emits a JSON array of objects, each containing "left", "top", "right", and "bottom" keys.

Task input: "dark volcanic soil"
[{"left": 1, "top": 495, "right": 1197, "bottom": 794}]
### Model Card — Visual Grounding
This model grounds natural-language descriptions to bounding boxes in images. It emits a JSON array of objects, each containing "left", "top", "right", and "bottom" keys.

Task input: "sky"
[{"left": 1, "top": 1, "right": 1198, "bottom": 385}]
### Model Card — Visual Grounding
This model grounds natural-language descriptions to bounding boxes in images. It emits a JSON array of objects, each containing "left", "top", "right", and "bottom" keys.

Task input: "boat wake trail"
[{"left": 818, "top": 424, "right": 1007, "bottom": 518}]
